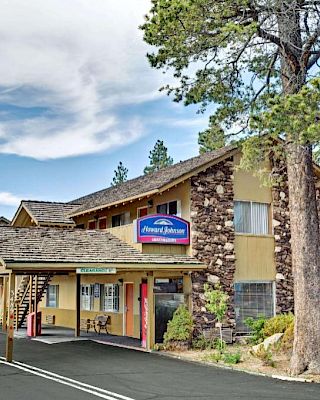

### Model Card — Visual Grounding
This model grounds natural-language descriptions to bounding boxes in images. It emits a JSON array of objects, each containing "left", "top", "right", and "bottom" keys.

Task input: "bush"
[
  {"left": 192, "top": 335, "right": 216, "bottom": 350},
  {"left": 251, "top": 346, "right": 275, "bottom": 367},
  {"left": 262, "top": 313, "right": 294, "bottom": 338},
  {"left": 244, "top": 317, "right": 267, "bottom": 344},
  {"left": 223, "top": 352, "right": 241, "bottom": 364},
  {"left": 163, "top": 305, "right": 193, "bottom": 346},
  {"left": 280, "top": 320, "right": 294, "bottom": 352}
]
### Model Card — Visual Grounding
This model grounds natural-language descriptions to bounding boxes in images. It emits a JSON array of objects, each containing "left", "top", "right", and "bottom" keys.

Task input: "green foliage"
[
  {"left": 203, "top": 283, "right": 229, "bottom": 323},
  {"left": 223, "top": 351, "right": 241, "bottom": 365},
  {"left": 144, "top": 140, "right": 173, "bottom": 174},
  {"left": 163, "top": 305, "right": 193, "bottom": 344},
  {"left": 198, "top": 120, "right": 226, "bottom": 154},
  {"left": 192, "top": 335, "right": 216, "bottom": 350},
  {"left": 244, "top": 317, "right": 267, "bottom": 344},
  {"left": 203, "top": 352, "right": 223, "bottom": 363},
  {"left": 251, "top": 346, "right": 275, "bottom": 368},
  {"left": 214, "top": 338, "right": 226, "bottom": 352},
  {"left": 281, "top": 321, "right": 294, "bottom": 353},
  {"left": 111, "top": 161, "right": 128, "bottom": 187},
  {"left": 262, "top": 313, "right": 294, "bottom": 338}
]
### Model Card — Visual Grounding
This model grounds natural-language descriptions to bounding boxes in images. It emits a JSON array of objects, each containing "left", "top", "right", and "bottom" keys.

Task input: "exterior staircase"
[{"left": 15, "top": 274, "right": 52, "bottom": 329}]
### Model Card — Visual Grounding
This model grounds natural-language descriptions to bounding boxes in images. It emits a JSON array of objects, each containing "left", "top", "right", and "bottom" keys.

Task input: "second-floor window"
[
  {"left": 156, "top": 200, "right": 180, "bottom": 216},
  {"left": 234, "top": 201, "right": 270, "bottom": 235},
  {"left": 111, "top": 212, "right": 130, "bottom": 227}
]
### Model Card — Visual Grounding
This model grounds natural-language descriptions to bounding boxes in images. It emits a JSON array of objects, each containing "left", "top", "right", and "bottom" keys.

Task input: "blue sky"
[{"left": 0, "top": 0, "right": 210, "bottom": 219}]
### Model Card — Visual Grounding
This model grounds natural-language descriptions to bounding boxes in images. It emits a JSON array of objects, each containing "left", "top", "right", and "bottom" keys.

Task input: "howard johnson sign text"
[{"left": 134, "top": 214, "right": 190, "bottom": 245}]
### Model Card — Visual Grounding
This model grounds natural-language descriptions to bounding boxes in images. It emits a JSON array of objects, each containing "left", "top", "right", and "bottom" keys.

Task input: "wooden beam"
[
  {"left": 1, "top": 277, "right": 8, "bottom": 332},
  {"left": 33, "top": 275, "right": 38, "bottom": 337},
  {"left": 75, "top": 274, "right": 81, "bottom": 337},
  {"left": 5, "top": 273, "right": 16, "bottom": 362}
]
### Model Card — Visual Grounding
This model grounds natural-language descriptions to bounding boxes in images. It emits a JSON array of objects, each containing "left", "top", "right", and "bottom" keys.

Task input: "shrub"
[
  {"left": 223, "top": 352, "right": 241, "bottom": 364},
  {"left": 163, "top": 305, "right": 193, "bottom": 346},
  {"left": 244, "top": 317, "right": 267, "bottom": 344},
  {"left": 192, "top": 335, "right": 216, "bottom": 350},
  {"left": 280, "top": 320, "right": 294, "bottom": 352},
  {"left": 251, "top": 346, "right": 275, "bottom": 367},
  {"left": 203, "top": 352, "right": 223, "bottom": 363},
  {"left": 262, "top": 313, "right": 294, "bottom": 338}
]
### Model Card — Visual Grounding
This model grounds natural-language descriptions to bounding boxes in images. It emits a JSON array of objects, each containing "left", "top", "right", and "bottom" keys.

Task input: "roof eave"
[{"left": 68, "top": 147, "right": 240, "bottom": 218}]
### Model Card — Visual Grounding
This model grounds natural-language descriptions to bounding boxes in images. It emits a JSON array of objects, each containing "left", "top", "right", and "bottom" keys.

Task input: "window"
[
  {"left": 156, "top": 200, "right": 180, "bottom": 216},
  {"left": 234, "top": 201, "right": 269, "bottom": 235},
  {"left": 234, "top": 282, "right": 275, "bottom": 332},
  {"left": 81, "top": 284, "right": 94, "bottom": 311},
  {"left": 46, "top": 285, "right": 59, "bottom": 308},
  {"left": 111, "top": 212, "right": 130, "bottom": 227},
  {"left": 98, "top": 218, "right": 107, "bottom": 230},
  {"left": 100, "top": 284, "right": 119, "bottom": 312},
  {"left": 137, "top": 207, "right": 148, "bottom": 218},
  {"left": 88, "top": 220, "right": 96, "bottom": 230}
]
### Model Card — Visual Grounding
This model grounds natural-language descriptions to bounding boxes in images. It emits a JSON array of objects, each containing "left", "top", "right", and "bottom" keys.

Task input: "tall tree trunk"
[
  {"left": 286, "top": 144, "right": 320, "bottom": 375},
  {"left": 278, "top": 1, "right": 320, "bottom": 375}
]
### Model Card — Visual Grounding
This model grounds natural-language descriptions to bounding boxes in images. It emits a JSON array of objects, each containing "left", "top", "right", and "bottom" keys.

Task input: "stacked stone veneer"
[
  {"left": 271, "top": 158, "right": 294, "bottom": 313},
  {"left": 190, "top": 158, "right": 236, "bottom": 334}
]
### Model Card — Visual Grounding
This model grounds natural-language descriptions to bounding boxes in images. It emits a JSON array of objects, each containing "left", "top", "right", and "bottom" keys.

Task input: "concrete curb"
[{"left": 154, "top": 351, "right": 315, "bottom": 383}]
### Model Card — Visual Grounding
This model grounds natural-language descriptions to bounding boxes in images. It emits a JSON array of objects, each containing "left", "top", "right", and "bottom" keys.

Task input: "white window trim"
[
  {"left": 234, "top": 200, "right": 270, "bottom": 235},
  {"left": 155, "top": 199, "right": 182, "bottom": 218},
  {"left": 111, "top": 211, "right": 130, "bottom": 227},
  {"left": 101, "top": 283, "right": 120, "bottom": 313},
  {"left": 46, "top": 285, "right": 59, "bottom": 308},
  {"left": 81, "top": 284, "right": 94, "bottom": 311}
]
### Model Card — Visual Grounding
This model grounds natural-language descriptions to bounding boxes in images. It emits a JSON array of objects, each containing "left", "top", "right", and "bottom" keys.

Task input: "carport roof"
[{"left": 0, "top": 226, "right": 203, "bottom": 267}]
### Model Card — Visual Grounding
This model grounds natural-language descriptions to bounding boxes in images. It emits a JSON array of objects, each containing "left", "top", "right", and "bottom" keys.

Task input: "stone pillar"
[
  {"left": 190, "top": 158, "right": 236, "bottom": 334},
  {"left": 271, "top": 158, "right": 294, "bottom": 313}
]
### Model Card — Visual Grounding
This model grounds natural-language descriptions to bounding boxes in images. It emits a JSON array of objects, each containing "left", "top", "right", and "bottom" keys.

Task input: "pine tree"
[
  {"left": 111, "top": 162, "right": 128, "bottom": 187},
  {"left": 198, "top": 119, "right": 226, "bottom": 154},
  {"left": 144, "top": 140, "right": 173, "bottom": 174}
]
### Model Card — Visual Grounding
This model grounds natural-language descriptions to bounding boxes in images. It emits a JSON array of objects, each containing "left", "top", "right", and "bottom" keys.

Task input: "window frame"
[
  {"left": 111, "top": 212, "right": 130, "bottom": 228},
  {"left": 234, "top": 280, "right": 276, "bottom": 333},
  {"left": 88, "top": 219, "right": 97, "bottom": 230},
  {"left": 81, "top": 284, "right": 94, "bottom": 311},
  {"left": 234, "top": 200, "right": 271, "bottom": 235},
  {"left": 137, "top": 206, "right": 148, "bottom": 218},
  {"left": 100, "top": 283, "right": 120, "bottom": 313},
  {"left": 46, "top": 284, "right": 59, "bottom": 308},
  {"left": 156, "top": 200, "right": 181, "bottom": 217},
  {"left": 98, "top": 217, "right": 107, "bottom": 230}
]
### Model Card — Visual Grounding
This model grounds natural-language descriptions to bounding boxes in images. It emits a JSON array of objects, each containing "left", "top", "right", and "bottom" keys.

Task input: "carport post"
[
  {"left": 33, "top": 275, "right": 38, "bottom": 337},
  {"left": 146, "top": 273, "right": 154, "bottom": 351},
  {"left": 1, "top": 276, "right": 8, "bottom": 332},
  {"left": 5, "top": 272, "right": 16, "bottom": 362},
  {"left": 75, "top": 273, "right": 81, "bottom": 337}
]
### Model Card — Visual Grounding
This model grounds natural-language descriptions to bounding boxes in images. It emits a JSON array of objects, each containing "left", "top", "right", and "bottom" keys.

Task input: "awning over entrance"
[{"left": 0, "top": 226, "right": 205, "bottom": 362}]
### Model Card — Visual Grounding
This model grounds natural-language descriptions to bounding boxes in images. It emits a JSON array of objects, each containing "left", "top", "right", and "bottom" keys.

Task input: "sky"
[{"left": 0, "top": 0, "right": 211, "bottom": 219}]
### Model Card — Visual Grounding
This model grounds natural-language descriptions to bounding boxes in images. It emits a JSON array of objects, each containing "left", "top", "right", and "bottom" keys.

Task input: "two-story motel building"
[{"left": 1, "top": 144, "right": 312, "bottom": 352}]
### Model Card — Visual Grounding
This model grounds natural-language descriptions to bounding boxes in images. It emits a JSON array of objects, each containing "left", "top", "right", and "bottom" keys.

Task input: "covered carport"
[{"left": 0, "top": 226, "right": 204, "bottom": 361}]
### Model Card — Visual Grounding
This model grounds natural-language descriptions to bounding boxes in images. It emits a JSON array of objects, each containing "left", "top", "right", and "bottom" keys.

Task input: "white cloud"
[
  {"left": 0, "top": 192, "right": 21, "bottom": 207},
  {"left": 0, "top": 0, "right": 163, "bottom": 159}
]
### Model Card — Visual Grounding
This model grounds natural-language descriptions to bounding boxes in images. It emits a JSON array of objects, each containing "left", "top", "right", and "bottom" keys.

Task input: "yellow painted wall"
[
  {"left": 234, "top": 236, "right": 276, "bottom": 281},
  {"left": 233, "top": 153, "right": 275, "bottom": 282},
  {"left": 74, "top": 180, "right": 191, "bottom": 228}
]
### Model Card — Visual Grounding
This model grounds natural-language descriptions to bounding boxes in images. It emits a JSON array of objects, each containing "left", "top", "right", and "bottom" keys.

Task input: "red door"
[{"left": 125, "top": 284, "right": 134, "bottom": 337}]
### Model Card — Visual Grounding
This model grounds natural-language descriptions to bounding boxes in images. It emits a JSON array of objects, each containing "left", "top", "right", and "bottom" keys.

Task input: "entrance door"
[{"left": 125, "top": 283, "right": 134, "bottom": 337}]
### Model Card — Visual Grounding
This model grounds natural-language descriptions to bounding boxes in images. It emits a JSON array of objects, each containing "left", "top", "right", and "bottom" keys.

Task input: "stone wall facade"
[
  {"left": 190, "top": 158, "right": 236, "bottom": 334},
  {"left": 271, "top": 158, "right": 294, "bottom": 313}
]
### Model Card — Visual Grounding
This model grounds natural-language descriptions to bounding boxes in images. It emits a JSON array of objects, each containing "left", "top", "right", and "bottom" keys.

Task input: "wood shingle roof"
[
  {"left": 0, "top": 226, "right": 203, "bottom": 266},
  {"left": 69, "top": 144, "right": 237, "bottom": 216}
]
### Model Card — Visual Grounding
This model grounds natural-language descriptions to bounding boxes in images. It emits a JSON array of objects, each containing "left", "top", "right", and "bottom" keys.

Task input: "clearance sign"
[{"left": 134, "top": 214, "right": 190, "bottom": 245}]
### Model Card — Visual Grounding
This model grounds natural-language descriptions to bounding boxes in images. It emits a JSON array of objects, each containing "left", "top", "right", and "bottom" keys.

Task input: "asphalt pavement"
[{"left": 0, "top": 333, "right": 319, "bottom": 400}]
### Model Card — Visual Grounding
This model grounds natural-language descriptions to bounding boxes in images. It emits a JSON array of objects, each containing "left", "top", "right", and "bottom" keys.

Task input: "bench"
[{"left": 81, "top": 314, "right": 111, "bottom": 334}]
